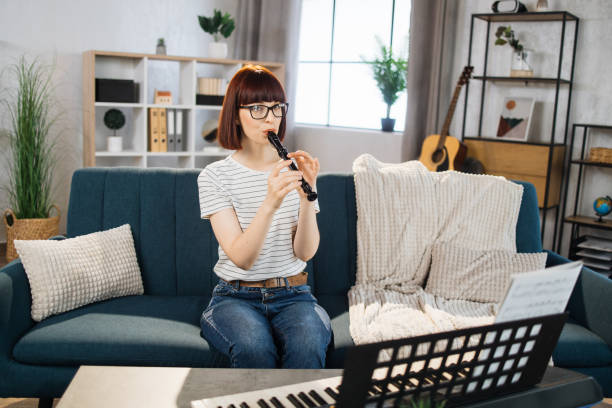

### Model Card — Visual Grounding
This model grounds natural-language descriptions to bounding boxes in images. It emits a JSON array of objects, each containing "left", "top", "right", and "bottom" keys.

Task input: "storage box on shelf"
[
  {"left": 557, "top": 123, "right": 612, "bottom": 276},
  {"left": 460, "top": 11, "right": 579, "bottom": 249},
  {"left": 82, "top": 50, "right": 285, "bottom": 169}
]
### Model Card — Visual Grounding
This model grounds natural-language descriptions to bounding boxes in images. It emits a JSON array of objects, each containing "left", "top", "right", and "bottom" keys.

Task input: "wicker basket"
[
  {"left": 3, "top": 205, "right": 60, "bottom": 262},
  {"left": 588, "top": 147, "right": 612, "bottom": 164}
]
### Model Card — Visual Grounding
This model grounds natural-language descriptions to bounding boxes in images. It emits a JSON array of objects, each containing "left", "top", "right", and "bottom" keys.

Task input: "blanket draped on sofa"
[{"left": 348, "top": 155, "right": 524, "bottom": 346}]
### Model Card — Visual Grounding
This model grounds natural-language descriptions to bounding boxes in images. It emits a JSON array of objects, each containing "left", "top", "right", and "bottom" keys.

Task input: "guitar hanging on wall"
[{"left": 419, "top": 65, "right": 473, "bottom": 172}]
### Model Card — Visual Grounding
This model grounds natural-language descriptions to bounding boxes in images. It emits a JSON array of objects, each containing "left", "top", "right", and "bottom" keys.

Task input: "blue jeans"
[{"left": 200, "top": 279, "right": 332, "bottom": 368}]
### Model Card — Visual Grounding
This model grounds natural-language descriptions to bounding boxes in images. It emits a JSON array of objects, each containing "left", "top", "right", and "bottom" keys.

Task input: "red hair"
[{"left": 217, "top": 65, "right": 287, "bottom": 150}]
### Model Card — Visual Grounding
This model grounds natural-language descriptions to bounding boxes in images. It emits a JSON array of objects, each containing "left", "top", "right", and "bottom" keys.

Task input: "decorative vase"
[
  {"left": 208, "top": 42, "right": 228, "bottom": 59},
  {"left": 510, "top": 49, "right": 533, "bottom": 77},
  {"left": 381, "top": 118, "right": 396, "bottom": 132},
  {"left": 107, "top": 136, "right": 122, "bottom": 152},
  {"left": 3, "top": 206, "right": 60, "bottom": 262},
  {"left": 536, "top": 0, "right": 549, "bottom": 11}
]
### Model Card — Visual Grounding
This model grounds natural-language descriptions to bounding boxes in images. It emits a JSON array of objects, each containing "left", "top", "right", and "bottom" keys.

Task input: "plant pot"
[
  {"left": 208, "top": 42, "right": 228, "bottom": 59},
  {"left": 510, "top": 49, "right": 533, "bottom": 77},
  {"left": 3, "top": 206, "right": 60, "bottom": 262},
  {"left": 107, "top": 136, "right": 123, "bottom": 152},
  {"left": 381, "top": 118, "right": 396, "bottom": 132}
]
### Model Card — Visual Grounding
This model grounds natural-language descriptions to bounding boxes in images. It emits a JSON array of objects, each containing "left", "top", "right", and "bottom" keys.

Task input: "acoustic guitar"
[{"left": 419, "top": 66, "right": 473, "bottom": 172}]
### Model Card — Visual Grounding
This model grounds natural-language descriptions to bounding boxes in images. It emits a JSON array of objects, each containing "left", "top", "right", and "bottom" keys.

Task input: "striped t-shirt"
[{"left": 197, "top": 155, "right": 320, "bottom": 281}]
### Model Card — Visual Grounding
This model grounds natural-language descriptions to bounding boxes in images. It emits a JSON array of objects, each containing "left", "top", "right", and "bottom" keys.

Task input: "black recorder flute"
[{"left": 267, "top": 131, "right": 318, "bottom": 202}]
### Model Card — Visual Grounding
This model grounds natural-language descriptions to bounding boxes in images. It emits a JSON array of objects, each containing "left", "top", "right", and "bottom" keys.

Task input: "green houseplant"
[
  {"left": 2, "top": 57, "right": 60, "bottom": 262},
  {"left": 494, "top": 25, "right": 533, "bottom": 77},
  {"left": 368, "top": 43, "right": 408, "bottom": 132},
  {"left": 103, "top": 108, "right": 125, "bottom": 152},
  {"left": 198, "top": 9, "right": 236, "bottom": 59}
]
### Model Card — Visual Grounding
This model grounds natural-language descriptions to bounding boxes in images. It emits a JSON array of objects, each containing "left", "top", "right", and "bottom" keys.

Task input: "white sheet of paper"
[{"left": 495, "top": 261, "right": 582, "bottom": 323}]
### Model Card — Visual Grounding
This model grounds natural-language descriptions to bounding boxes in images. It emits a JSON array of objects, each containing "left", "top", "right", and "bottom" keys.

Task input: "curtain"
[
  {"left": 402, "top": 0, "right": 458, "bottom": 161},
  {"left": 233, "top": 0, "right": 303, "bottom": 151}
]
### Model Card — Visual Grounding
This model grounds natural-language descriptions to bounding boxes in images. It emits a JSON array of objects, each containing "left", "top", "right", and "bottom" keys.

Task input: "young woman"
[{"left": 197, "top": 65, "right": 332, "bottom": 368}]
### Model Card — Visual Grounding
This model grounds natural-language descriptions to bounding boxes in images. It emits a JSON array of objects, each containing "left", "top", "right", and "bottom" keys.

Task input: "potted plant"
[
  {"left": 494, "top": 25, "right": 533, "bottom": 77},
  {"left": 368, "top": 43, "right": 407, "bottom": 132},
  {"left": 2, "top": 57, "right": 60, "bottom": 262},
  {"left": 156, "top": 38, "right": 167, "bottom": 55},
  {"left": 104, "top": 109, "right": 125, "bottom": 152},
  {"left": 198, "top": 9, "right": 236, "bottom": 59}
]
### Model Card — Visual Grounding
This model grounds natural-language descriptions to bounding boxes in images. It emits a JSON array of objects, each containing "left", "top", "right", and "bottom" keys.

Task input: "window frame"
[{"left": 296, "top": 0, "right": 406, "bottom": 130}]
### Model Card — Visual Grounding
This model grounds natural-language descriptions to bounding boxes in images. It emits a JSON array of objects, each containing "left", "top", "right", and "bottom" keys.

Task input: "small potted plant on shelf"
[
  {"left": 104, "top": 109, "right": 125, "bottom": 152},
  {"left": 198, "top": 9, "right": 236, "bottom": 59},
  {"left": 366, "top": 42, "right": 407, "bottom": 132},
  {"left": 156, "top": 38, "right": 167, "bottom": 55},
  {"left": 1, "top": 57, "right": 60, "bottom": 262},
  {"left": 494, "top": 25, "right": 533, "bottom": 77}
]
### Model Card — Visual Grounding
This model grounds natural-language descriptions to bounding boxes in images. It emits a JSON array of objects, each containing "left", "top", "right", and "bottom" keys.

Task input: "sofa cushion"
[
  {"left": 14, "top": 224, "right": 144, "bottom": 322},
  {"left": 425, "top": 244, "right": 547, "bottom": 303},
  {"left": 12, "top": 295, "right": 227, "bottom": 367},
  {"left": 553, "top": 321, "right": 612, "bottom": 367}
]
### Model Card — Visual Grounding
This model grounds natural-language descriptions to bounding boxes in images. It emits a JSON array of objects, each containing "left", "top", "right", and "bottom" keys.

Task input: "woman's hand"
[
  {"left": 264, "top": 159, "right": 303, "bottom": 210},
  {"left": 288, "top": 150, "right": 320, "bottom": 199}
]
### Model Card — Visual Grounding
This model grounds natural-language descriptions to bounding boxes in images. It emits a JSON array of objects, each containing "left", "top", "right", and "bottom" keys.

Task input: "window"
[{"left": 295, "top": 0, "right": 411, "bottom": 130}]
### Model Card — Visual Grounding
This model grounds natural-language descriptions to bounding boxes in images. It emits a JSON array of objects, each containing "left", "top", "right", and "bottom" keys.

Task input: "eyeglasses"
[{"left": 239, "top": 103, "right": 289, "bottom": 119}]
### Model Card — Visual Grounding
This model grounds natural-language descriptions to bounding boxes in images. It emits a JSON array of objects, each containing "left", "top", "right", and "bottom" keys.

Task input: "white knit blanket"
[{"left": 348, "top": 154, "right": 524, "bottom": 345}]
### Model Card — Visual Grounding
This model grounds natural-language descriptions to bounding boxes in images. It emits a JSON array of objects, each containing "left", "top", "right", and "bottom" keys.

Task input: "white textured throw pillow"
[
  {"left": 425, "top": 244, "right": 547, "bottom": 303},
  {"left": 14, "top": 224, "right": 144, "bottom": 321}
]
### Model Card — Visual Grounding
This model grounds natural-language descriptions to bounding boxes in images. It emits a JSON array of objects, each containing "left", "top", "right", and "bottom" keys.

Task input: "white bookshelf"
[{"left": 82, "top": 50, "right": 285, "bottom": 169}]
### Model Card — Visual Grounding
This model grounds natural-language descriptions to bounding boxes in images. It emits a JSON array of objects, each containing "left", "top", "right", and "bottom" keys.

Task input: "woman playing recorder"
[{"left": 197, "top": 65, "right": 331, "bottom": 368}]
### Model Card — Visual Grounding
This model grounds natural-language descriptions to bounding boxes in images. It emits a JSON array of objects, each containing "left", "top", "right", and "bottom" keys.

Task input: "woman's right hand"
[{"left": 265, "top": 159, "right": 303, "bottom": 209}]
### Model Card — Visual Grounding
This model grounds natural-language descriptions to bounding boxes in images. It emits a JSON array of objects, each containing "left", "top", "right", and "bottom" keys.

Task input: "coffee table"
[{"left": 56, "top": 365, "right": 602, "bottom": 408}]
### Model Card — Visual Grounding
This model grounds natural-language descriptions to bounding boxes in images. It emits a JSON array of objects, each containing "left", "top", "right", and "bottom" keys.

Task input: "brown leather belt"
[{"left": 222, "top": 271, "right": 308, "bottom": 288}]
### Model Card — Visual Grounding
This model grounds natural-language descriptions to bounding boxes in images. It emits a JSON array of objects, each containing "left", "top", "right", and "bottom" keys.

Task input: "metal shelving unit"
[
  {"left": 460, "top": 11, "right": 579, "bottom": 249},
  {"left": 557, "top": 123, "right": 612, "bottom": 276}
]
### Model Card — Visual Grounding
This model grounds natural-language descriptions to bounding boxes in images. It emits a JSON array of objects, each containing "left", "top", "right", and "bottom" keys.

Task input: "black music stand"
[{"left": 337, "top": 313, "right": 568, "bottom": 407}]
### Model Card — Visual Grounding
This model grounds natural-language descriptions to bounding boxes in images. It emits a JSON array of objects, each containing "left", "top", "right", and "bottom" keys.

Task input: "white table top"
[{"left": 56, "top": 366, "right": 343, "bottom": 408}]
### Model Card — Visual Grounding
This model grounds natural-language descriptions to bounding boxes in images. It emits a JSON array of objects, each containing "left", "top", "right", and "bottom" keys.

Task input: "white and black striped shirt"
[{"left": 198, "top": 155, "right": 320, "bottom": 281}]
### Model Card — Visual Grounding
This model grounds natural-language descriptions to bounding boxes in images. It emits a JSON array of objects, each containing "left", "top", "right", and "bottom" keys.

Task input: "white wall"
[
  {"left": 0, "top": 0, "right": 239, "bottom": 242},
  {"left": 449, "top": 0, "right": 612, "bottom": 253}
]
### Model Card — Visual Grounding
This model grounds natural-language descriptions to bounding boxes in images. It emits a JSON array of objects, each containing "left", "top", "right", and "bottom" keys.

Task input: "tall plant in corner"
[{"left": 2, "top": 57, "right": 60, "bottom": 262}]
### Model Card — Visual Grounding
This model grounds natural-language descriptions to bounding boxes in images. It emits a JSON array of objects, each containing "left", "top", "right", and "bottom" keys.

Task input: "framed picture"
[{"left": 496, "top": 97, "right": 534, "bottom": 141}]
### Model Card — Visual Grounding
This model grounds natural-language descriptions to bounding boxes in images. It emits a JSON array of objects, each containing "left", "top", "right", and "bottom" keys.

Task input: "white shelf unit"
[{"left": 83, "top": 50, "right": 285, "bottom": 169}]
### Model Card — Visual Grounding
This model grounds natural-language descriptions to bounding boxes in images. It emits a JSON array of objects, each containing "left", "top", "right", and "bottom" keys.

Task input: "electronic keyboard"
[
  {"left": 191, "top": 313, "right": 568, "bottom": 408},
  {"left": 191, "top": 375, "right": 342, "bottom": 408}
]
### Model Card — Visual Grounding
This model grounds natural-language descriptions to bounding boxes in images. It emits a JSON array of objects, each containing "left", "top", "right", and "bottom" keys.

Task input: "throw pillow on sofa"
[
  {"left": 425, "top": 244, "right": 547, "bottom": 303},
  {"left": 14, "top": 224, "right": 144, "bottom": 321}
]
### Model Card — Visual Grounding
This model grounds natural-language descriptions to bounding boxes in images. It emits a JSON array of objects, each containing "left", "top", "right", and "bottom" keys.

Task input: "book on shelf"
[
  {"left": 158, "top": 109, "right": 168, "bottom": 152},
  {"left": 148, "top": 108, "right": 160, "bottom": 152},
  {"left": 175, "top": 110, "right": 184, "bottom": 152},
  {"left": 196, "top": 77, "right": 226, "bottom": 105},
  {"left": 578, "top": 258, "right": 612, "bottom": 271},
  {"left": 577, "top": 235, "right": 612, "bottom": 253},
  {"left": 576, "top": 248, "right": 612, "bottom": 261},
  {"left": 197, "top": 77, "right": 226, "bottom": 95},
  {"left": 167, "top": 109, "right": 175, "bottom": 152}
]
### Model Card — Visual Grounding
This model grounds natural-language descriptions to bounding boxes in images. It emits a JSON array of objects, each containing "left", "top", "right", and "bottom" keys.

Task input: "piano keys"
[{"left": 191, "top": 375, "right": 342, "bottom": 408}]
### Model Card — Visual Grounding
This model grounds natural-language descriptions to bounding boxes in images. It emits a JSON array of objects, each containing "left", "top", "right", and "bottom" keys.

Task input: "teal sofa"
[{"left": 1, "top": 167, "right": 611, "bottom": 404}]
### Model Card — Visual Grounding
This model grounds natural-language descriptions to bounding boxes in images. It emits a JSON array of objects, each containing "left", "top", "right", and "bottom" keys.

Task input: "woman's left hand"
[{"left": 287, "top": 150, "right": 319, "bottom": 199}]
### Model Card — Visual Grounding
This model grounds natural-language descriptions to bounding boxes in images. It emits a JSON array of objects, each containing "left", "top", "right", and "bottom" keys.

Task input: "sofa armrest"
[
  {"left": 0, "top": 259, "right": 34, "bottom": 361},
  {"left": 545, "top": 249, "right": 612, "bottom": 347}
]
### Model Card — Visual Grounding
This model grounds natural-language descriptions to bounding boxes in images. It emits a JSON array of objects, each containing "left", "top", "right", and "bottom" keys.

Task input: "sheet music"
[{"left": 495, "top": 261, "right": 582, "bottom": 323}]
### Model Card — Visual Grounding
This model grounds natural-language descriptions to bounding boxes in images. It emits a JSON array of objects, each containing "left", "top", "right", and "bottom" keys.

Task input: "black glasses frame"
[{"left": 239, "top": 103, "right": 289, "bottom": 119}]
